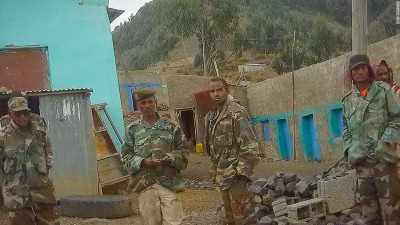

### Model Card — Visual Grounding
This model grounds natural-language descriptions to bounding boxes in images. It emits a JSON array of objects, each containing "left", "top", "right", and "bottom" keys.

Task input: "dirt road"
[{"left": 1, "top": 153, "right": 332, "bottom": 224}]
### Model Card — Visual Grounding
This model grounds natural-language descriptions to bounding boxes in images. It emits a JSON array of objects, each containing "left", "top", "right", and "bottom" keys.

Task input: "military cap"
[
  {"left": 349, "top": 54, "right": 370, "bottom": 70},
  {"left": 8, "top": 97, "right": 30, "bottom": 112},
  {"left": 132, "top": 87, "right": 156, "bottom": 101}
]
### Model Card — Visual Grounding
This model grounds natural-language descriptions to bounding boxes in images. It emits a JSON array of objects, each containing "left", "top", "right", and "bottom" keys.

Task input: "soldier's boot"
[{"left": 36, "top": 205, "right": 60, "bottom": 225}]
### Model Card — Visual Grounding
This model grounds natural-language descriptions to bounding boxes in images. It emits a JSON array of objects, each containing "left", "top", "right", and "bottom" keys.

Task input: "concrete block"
[
  {"left": 287, "top": 198, "right": 326, "bottom": 223},
  {"left": 272, "top": 197, "right": 301, "bottom": 217},
  {"left": 316, "top": 171, "right": 357, "bottom": 214}
]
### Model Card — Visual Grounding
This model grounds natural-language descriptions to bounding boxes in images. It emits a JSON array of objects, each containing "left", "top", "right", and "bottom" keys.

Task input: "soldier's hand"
[
  {"left": 141, "top": 158, "right": 161, "bottom": 168},
  {"left": 159, "top": 156, "right": 171, "bottom": 166}
]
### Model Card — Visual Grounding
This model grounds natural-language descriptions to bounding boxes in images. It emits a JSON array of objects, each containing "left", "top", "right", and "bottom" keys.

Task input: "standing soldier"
[
  {"left": 0, "top": 97, "right": 58, "bottom": 225},
  {"left": 205, "top": 77, "right": 259, "bottom": 225},
  {"left": 121, "top": 87, "right": 189, "bottom": 225},
  {"left": 342, "top": 55, "right": 400, "bottom": 224}
]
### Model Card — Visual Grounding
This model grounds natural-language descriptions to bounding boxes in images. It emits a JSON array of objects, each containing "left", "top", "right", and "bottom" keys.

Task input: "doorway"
[{"left": 178, "top": 109, "right": 196, "bottom": 149}]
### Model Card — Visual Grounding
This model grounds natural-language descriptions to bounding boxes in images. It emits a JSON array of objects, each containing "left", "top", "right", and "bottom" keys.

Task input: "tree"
[
  {"left": 158, "top": 0, "right": 199, "bottom": 70},
  {"left": 197, "top": 0, "right": 239, "bottom": 76},
  {"left": 159, "top": 0, "right": 239, "bottom": 76}
]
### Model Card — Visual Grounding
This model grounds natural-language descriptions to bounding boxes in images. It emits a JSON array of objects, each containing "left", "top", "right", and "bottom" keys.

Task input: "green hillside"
[{"left": 112, "top": 0, "right": 398, "bottom": 75}]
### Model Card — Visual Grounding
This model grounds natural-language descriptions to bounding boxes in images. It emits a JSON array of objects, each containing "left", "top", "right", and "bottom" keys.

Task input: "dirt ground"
[{"left": 0, "top": 153, "right": 332, "bottom": 225}]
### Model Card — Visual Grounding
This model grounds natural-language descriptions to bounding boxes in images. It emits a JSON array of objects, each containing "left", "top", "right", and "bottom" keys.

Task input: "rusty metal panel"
[
  {"left": 38, "top": 92, "right": 98, "bottom": 198},
  {"left": 0, "top": 48, "right": 50, "bottom": 91},
  {"left": 194, "top": 90, "right": 214, "bottom": 118},
  {"left": 194, "top": 91, "right": 214, "bottom": 146}
]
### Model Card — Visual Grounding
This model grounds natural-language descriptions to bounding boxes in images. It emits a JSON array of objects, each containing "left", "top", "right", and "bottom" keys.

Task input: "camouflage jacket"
[
  {"left": 205, "top": 99, "right": 259, "bottom": 190},
  {"left": 342, "top": 81, "right": 400, "bottom": 166},
  {"left": 121, "top": 113, "right": 189, "bottom": 193},
  {"left": 0, "top": 120, "right": 55, "bottom": 210},
  {"left": 0, "top": 113, "right": 47, "bottom": 132}
]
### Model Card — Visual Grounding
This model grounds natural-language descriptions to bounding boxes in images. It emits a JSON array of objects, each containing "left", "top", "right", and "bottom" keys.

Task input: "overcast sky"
[{"left": 109, "top": 0, "right": 153, "bottom": 30}]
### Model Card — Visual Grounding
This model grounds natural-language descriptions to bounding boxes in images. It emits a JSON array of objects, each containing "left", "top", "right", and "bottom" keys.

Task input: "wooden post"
[{"left": 352, "top": 0, "right": 368, "bottom": 55}]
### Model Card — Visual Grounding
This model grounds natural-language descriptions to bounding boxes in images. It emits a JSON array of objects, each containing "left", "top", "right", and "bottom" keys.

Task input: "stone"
[
  {"left": 265, "top": 176, "right": 276, "bottom": 190},
  {"left": 325, "top": 215, "right": 338, "bottom": 223},
  {"left": 285, "top": 181, "right": 297, "bottom": 193},
  {"left": 262, "top": 190, "right": 275, "bottom": 206},
  {"left": 295, "top": 180, "right": 310, "bottom": 196},
  {"left": 251, "top": 184, "right": 264, "bottom": 195},
  {"left": 275, "top": 179, "right": 286, "bottom": 197},
  {"left": 349, "top": 213, "right": 361, "bottom": 220},
  {"left": 341, "top": 209, "right": 352, "bottom": 216},
  {"left": 258, "top": 215, "right": 275, "bottom": 225},
  {"left": 282, "top": 172, "right": 297, "bottom": 184},
  {"left": 338, "top": 215, "right": 352, "bottom": 223},
  {"left": 254, "top": 195, "right": 262, "bottom": 204},
  {"left": 274, "top": 216, "right": 289, "bottom": 225},
  {"left": 255, "top": 205, "right": 267, "bottom": 219},
  {"left": 254, "top": 178, "right": 268, "bottom": 187},
  {"left": 276, "top": 171, "right": 284, "bottom": 178}
]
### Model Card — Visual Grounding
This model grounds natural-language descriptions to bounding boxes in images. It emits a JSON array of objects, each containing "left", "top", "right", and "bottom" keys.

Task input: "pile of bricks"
[{"left": 251, "top": 169, "right": 361, "bottom": 225}]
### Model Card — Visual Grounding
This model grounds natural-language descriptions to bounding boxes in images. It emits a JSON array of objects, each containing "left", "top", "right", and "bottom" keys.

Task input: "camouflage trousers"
[
  {"left": 138, "top": 183, "right": 184, "bottom": 225},
  {"left": 8, "top": 203, "right": 59, "bottom": 225},
  {"left": 355, "top": 162, "right": 400, "bottom": 225},
  {"left": 220, "top": 176, "right": 256, "bottom": 225}
]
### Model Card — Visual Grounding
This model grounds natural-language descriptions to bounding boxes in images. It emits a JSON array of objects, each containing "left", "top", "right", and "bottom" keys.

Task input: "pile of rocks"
[{"left": 251, "top": 170, "right": 361, "bottom": 225}]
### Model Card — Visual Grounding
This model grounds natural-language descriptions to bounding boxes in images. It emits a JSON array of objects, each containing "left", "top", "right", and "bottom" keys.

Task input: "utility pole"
[{"left": 352, "top": 0, "right": 368, "bottom": 55}]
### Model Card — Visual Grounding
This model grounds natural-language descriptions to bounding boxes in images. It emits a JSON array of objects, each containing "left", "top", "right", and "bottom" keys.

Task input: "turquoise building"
[{"left": 0, "top": 0, "right": 124, "bottom": 145}]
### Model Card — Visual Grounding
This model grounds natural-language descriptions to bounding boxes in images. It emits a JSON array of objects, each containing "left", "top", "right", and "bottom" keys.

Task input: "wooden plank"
[{"left": 97, "top": 154, "right": 128, "bottom": 184}]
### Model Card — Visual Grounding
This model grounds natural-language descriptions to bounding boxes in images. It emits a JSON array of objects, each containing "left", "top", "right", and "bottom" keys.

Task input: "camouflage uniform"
[
  {"left": 342, "top": 81, "right": 400, "bottom": 225},
  {"left": 0, "top": 113, "right": 47, "bottom": 131},
  {"left": 121, "top": 113, "right": 188, "bottom": 225},
  {"left": 0, "top": 123, "right": 57, "bottom": 223},
  {"left": 205, "top": 99, "right": 259, "bottom": 225}
]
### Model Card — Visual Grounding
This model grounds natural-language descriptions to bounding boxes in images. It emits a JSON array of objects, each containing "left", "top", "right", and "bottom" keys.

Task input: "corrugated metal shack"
[{"left": 2, "top": 89, "right": 99, "bottom": 199}]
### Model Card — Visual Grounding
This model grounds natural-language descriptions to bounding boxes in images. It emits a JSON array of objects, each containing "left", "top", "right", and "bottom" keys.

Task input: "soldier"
[
  {"left": 0, "top": 97, "right": 58, "bottom": 225},
  {"left": 342, "top": 55, "right": 400, "bottom": 225},
  {"left": 121, "top": 87, "right": 189, "bottom": 225},
  {"left": 205, "top": 77, "right": 259, "bottom": 225},
  {"left": 0, "top": 91, "right": 47, "bottom": 131}
]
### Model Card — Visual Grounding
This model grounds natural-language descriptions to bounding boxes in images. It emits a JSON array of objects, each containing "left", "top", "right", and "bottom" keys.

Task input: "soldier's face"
[
  {"left": 351, "top": 64, "right": 370, "bottom": 84},
  {"left": 209, "top": 81, "right": 228, "bottom": 106},
  {"left": 137, "top": 96, "right": 156, "bottom": 117},
  {"left": 9, "top": 110, "right": 30, "bottom": 127},
  {"left": 376, "top": 64, "right": 390, "bottom": 84}
]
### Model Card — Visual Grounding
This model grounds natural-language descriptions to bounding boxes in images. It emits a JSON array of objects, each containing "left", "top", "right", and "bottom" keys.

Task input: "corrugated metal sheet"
[{"left": 39, "top": 91, "right": 98, "bottom": 198}]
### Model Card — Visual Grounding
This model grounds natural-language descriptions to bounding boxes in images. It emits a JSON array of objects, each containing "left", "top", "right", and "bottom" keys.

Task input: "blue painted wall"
[
  {"left": 275, "top": 119, "right": 293, "bottom": 160},
  {"left": 0, "top": 0, "right": 124, "bottom": 147},
  {"left": 262, "top": 121, "right": 271, "bottom": 142},
  {"left": 328, "top": 108, "right": 344, "bottom": 146},
  {"left": 252, "top": 103, "right": 343, "bottom": 161},
  {"left": 299, "top": 114, "right": 321, "bottom": 161}
]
